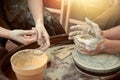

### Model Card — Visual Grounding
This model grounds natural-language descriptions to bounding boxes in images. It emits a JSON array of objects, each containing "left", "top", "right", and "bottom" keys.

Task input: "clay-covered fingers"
[
  {"left": 37, "top": 29, "right": 50, "bottom": 51},
  {"left": 70, "top": 25, "right": 89, "bottom": 32},
  {"left": 37, "top": 35, "right": 50, "bottom": 51},
  {"left": 74, "top": 36, "right": 85, "bottom": 50},
  {"left": 39, "top": 35, "right": 50, "bottom": 51},
  {"left": 69, "top": 25, "right": 89, "bottom": 40},
  {"left": 74, "top": 36, "right": 87, "bottom": 54},
  {"left": 69, "top": 31, "right": 83, "bottom": 40},
  {"left": 70, "top": 25, "right": 83, "bottom": 30},
  {"left": 85, "top": 18, "right": 102, "bottom": 37},
  {"left": 85, "top": 18, "right": 98, "bottom": 28}
]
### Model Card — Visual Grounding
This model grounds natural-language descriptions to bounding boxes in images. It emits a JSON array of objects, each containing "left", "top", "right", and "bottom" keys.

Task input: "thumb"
[
  {"left": 85, "top": 17, "right": 98, "bottom": 28},
  {"left": 85, "top": 18, "right": 101, "bottom": 36}
]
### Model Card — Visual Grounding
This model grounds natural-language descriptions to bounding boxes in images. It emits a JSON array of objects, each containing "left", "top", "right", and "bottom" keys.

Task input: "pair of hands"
[
  {"left": 9, "top": 26, "right": 50, "bottom": 51},
  {"left": 69, "top": 18, "right": 106, "bottom": 55}
]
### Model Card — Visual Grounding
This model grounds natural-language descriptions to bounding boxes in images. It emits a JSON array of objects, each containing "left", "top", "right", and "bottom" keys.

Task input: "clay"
[{"left": 73, "top": 18, "right": 103, "bottom": 54}]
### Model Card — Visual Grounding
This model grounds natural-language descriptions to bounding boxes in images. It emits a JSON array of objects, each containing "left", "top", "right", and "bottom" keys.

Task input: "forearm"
[
  {"left": 28, "top": 0, "right": 44, "bottom": 26},
  {"left": 103, "top": 39, "right": 120, "bottom": 53},
  {"left": 0, "top": 27, "right": 11, "bottom": 39},
  {"left": 103, "top": 25, "right": 120, "bottom": 40}
]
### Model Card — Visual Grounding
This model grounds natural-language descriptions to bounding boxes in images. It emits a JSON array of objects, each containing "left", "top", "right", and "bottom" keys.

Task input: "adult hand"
[
  {"left": 74, "top": 35, "right": 105, "bottom": 55},
  {"left": 73, "top": 18, "right": 104, "bottom": 55},
  {"left": 35, "top": 24, "right": 50, "bottom": 51},
  {"left": 9, "top": 28, "right": 37, "bottom": 45},
  {"left": 68, "top": 18, "right": 92, "bottom": 40},
  {"left": 68, "top": 25, "right": 90, "bottom": 40}
]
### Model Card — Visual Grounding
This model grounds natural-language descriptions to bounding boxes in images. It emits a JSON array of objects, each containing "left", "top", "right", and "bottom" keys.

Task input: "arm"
[
  {"left": 27, "top": 0, "right": 44, "bottom": 25},
  {"left": 82, "top": 25, "right": 120, "bottom": 54},
  {"left": 103, "top": 25, "right": 120, "bottom": 40},
  {"left": 28, "top": 0, "right": 50, "bottom": 50},
  {"left": 0, "top": 27, "right": 37, "bottom": 45},
  {"left": 103, "top": 39, "right": 120, "bottom": 53},
  {"left": 0, "top": 27, "right": 11, "bottom": 39},
  {"left": 70, "top": 19, "right": 120, "bottom": 55},
  {"left": 78, "top": 38, "right": 120, "bottom": 55},
  {"left": 84, "top": 19, "right": 120, "bottom": 54}
]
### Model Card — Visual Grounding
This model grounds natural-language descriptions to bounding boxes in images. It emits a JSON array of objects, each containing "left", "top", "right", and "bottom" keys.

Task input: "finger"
[
  {"left": 38, "top": 43, "right": 44, "bottom": 50},
  {"left": 21, "top": 30, "right": 35, "bottom": 36},
  {"left": 40, "top": 43, "right": 50, "bottom": 51},
  {"left": 69, "top": 31, "right": 83, "bottom": 40},
  {"left": 85, "top": 18, "right": 98, "bottom": 28},
  {"left": 45, "top": 35, "right": 50, "bottom": 47},
  {"left": 21, "top": 37, "right": 37, "bottom": 45},
  {"left": 75, "top": 46, "right": 87, "bottom": 54},
  {"left": 85, "top": 18, "right": 102, "bottom": 37},
  {"left": 68, "top": 36, "right": 73, "bottom": 40},
  {"left": 38, "top": 38, "right": 44, "bottom": 45},
  {"left": 69, "top": 31, "right": 83, "bottom": 37},
  {"left": 37, "top": 32, "right": 44, "bottom": 45},
  {"left": 23, "top": 35, "right": 31, "bottom": 38},
  {"left": 38, "top": 42, "right": 49, "bottom": 51},
  {"left": 41, "top": 35, "right": 50, "bottom": 51},
  {"left": 32, "top": 27, "right": 37, "bottom": 32},
  {"left": 70, "top": 25, "right": 83, "bottom": 30}
]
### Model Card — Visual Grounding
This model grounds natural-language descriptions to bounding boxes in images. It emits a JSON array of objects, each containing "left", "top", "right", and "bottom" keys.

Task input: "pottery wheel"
[{"left": 72, "top": 49, "right": 120, "bottom": 75}]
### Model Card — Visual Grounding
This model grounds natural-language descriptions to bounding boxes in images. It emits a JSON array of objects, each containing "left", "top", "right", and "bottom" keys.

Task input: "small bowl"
[{"left": 10, "top": 49, "right": 48, "bottom": 80}]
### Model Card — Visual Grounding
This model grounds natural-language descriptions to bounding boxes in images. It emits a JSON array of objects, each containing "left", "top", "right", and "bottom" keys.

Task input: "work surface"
[
  {"left": 44, "top": 44, "right": 99, "bottom": 80},
  {"left": 0, "top": 43, "right": 120, "bottom": 80},
  {"left": 44, "top": 44, "right": 120, "bottom": 80}
]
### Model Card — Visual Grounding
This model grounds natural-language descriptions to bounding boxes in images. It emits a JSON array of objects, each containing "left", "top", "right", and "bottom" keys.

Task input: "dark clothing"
[{"left": 3, "top": 0, "right": 65, "bottom": 35}]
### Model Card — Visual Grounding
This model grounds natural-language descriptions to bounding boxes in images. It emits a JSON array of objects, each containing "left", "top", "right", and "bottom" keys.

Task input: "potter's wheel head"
[{"left": 72, "top": 49, "right": 120, "bottom": 76}]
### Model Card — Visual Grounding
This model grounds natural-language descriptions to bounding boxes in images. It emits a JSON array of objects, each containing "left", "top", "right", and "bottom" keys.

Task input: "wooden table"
[{"left": 0, "top": 34, "right": 120, "bottom": 80}]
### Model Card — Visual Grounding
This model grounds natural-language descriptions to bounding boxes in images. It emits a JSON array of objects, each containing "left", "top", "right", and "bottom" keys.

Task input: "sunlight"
[{"left": 70, "top": 0, "right": 110, "bottom": 19}]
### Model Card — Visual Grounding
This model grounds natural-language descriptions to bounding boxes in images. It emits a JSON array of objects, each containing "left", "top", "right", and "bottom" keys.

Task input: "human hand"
[
  {"left": 69, "top": 18, "right": 102, "bottom": 40},
  {"left": 74, "top": 35, "right": 105, "bottom": 55},
  {"left": 68, "top": 18, "right": 93, "bottom": 40},
  {"left": 35, "top": 23, "right": 50, "bottom": 51},
  {"left": 68, "top": 24, "right": 90, "bottom": 40},
  {"left": 73, "top": 18, "right": 104, "bottom": 55},
  {"left": 9, "top": 28, "right": 37, "bottom": 45}
]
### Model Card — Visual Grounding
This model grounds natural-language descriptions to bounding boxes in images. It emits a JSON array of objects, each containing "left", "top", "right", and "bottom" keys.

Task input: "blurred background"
[
  {"left": 43, "top": 0, "right": 114, "bottom": 32},
  {"left": 44, "top": 0, "right": 112, "bottom": 19}
]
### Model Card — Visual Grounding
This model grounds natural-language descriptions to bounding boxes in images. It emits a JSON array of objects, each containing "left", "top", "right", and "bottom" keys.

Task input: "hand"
[
  {"left": 35, "top": 24, "right": 50, "bottom": 51},
  {"left": 9, "top": 28, "right": 37, "bottom": 45},
  {"left": 68, "top": 18, "right": 92, "bottom": 40},
  {"left": 68, "top": 24, "right": 90, "bottom": 40},
  {"left": 74, "top": 36, "right": 105, "bottom": 55},
  {"left": 69, "top": 18, "right": 102, "bottom": 40},
  {"left": 73, "top": 18, "right": 104, "bottom": 55}
]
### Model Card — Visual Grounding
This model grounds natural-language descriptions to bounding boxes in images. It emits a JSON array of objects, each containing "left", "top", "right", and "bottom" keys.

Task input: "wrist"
[
  {"left": 8, "top": 30, "right": 14, "bottom": 39},
  {"left": 0, "top": 27, "right": 11, "bottom": 39},
  {"left": 35, "top": 19, "right": 44, "bottom": 27},
  {"left": 101, "top": 39, "right": 111, "bottom": 53}
]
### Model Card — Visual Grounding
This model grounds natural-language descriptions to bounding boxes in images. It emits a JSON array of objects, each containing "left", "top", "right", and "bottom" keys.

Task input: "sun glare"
[{"left": 70, "top": 0, "right": 110, "bottom": 19}]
